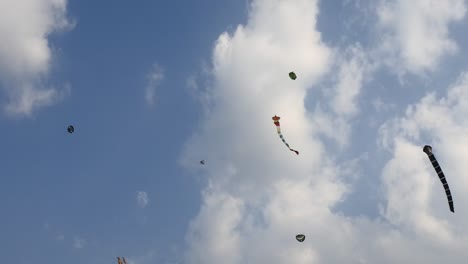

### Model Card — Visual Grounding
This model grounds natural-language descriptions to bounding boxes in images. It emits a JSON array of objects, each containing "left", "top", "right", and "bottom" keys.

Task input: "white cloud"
[
  {"left": 185, "top": 189, "right": 244, "bottom": 263},
  {"left": 330, "top": 45, "right": 370, "bottom": 118},
  {"left": 5, "top": 82, "right": 71, "bottom": 115},
  {"left": 73, "top": 236, "right": 86, "bottom": 249},
  {"left": 145, "top": 63, "right": 164, "bottom": 106},
  {"left": 313, "top": 44, "right": 373, "bottom": 148},
  {"left": 181, "top": 0, "right": 333, "bottom": 196},
  {"left": 376, "top": 0, "right": 467, "bottom": 75},
  {"left": 179, "top": 0, "right": 359, "bottom": 263},
  {"left": 0, "top": 0, "right": 74, "bottom": 116},
  {"left": 179, "top": 0, "right": 468, "bottom": 263},
  {"left": 137, "top": 191, "right": 149, "bottom": 208}
]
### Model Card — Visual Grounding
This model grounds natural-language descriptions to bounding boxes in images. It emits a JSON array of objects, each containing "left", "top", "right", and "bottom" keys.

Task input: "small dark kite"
[
  {"left": 296, "top": 234, "right": 305, "bottom": 242},
  {"left": 289, "top": 72, "right": 297, "bottom": 80}
]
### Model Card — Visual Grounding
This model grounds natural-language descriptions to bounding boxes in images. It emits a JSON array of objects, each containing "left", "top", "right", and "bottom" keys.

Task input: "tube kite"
[
  {"left": 423, "top": 145, "right": 454, "bottom": 213},
  {"left": 272, "top": 115, "right": 299, "bottom": 155}
]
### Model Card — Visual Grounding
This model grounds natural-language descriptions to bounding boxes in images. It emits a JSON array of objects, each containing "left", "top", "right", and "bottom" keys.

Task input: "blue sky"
[{"left": 1, "top": 0, "right": 468, "bottom": 263}]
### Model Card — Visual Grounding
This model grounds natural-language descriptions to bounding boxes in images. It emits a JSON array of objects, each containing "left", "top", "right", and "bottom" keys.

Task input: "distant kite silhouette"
[
  {"left": 289, "top": 72, "right": 297, "bottom": 80},
  {"left": 296, "top": 234, "right": 305, "bottom": 242}
]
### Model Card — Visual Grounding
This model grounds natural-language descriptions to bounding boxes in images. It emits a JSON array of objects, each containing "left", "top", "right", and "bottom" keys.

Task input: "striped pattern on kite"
[
  {"left": 423, "top": 145, "right": 454, "bottom": 213},
  {"left": 272, "top": 115, "right": 299, "bottom": 155}
]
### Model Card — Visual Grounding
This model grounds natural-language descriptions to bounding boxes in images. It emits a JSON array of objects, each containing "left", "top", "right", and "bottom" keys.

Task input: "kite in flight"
[
  {"left": 272, "top": 115, "right": 299, "bottom": 155},
  {"left": 117, "top": 257, "right": 127, "bottom": 264},
  {"left": 200, "top": 160, "right": 205, "bottom": 165},
  {"left": 423, "top": 145, "right": 454, "bottom": 213},
  {"left": 67, "top": 125, "right": 74, "bottom": 133},
  {"left": 289, "top": 72, "right": 297, "bottom": 80},
  {"left": 296, "top": 234, "right": 305, "bottom": 242}
]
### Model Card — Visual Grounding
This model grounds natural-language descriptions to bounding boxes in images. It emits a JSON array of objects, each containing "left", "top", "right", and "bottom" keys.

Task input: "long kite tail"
[
  {"left": 280, "top": 133, "right": 299, "bottom": 155},
  {"left": 423, "top": 145, "right": 454, "bottom": 213},
  {"left": 273, "top": 115, "right": 299, "bottom": 155}
]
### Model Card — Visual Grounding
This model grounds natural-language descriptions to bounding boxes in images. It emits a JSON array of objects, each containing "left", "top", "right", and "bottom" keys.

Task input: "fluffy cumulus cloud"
[
  {"left": 377, "top": 0, "right": 467, "bottom": 74},
  {"left": 313, "top": 44, "right": 373, "bottom": 147},
  {"left": 330, "top": 45, "right": 372, "bottom": 118},
  {"left": 137, "top": 191, "right": 149, "bottom": 208},
  {"left": 0, "top": 0, "right": 73, "bottom": 116},
  {"left": 179, "top": 0, "right": 468, "bottom": 263}
]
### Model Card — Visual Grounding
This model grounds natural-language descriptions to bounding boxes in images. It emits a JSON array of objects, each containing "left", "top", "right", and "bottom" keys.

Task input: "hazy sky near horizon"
[{"left": 1, "top": 0, "right": 468, "bottom": 263}]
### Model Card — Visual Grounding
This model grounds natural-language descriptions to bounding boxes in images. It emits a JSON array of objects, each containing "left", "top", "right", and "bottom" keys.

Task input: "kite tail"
[{"left": 276, "top": 126, "right": 299, "bottom": 155}]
